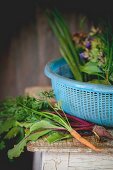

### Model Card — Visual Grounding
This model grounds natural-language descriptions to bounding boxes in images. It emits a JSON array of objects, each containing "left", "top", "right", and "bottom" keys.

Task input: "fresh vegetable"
[
  {"left": 47, "top": 10, "right": 113, "bottom": 85},
  {"left": 93, "top": 125, "right": 113, "bottom": 141},
  {"left": 46, "top": 9, "right": 83, "bottom": 81},
  {"left": 0, "top": 90, "right": 102, "bottom": 159}
]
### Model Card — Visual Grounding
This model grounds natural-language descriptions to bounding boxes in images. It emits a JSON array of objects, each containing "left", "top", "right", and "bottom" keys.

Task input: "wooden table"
[{"left": 25, "top": 86, "right": 113, "bottom": 170}]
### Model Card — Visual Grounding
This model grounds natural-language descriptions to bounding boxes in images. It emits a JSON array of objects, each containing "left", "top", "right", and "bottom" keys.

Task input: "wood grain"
[
  {"left": 41, "top": 152, "right": 113, "bottom": 170},
  {"left": 69, "top": 153, "right": 113, "bottom": 170},
  {"left": 0, "top": 9, "right": 89, "bottom": 100}
]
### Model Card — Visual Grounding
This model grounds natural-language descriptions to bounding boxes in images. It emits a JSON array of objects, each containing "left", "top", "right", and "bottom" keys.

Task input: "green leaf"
[
  {"left": 8, "top": 129, "right": 51, "bottom": 159},
  {"left": 16, "top": 122, "right": 33, "bottom": 128},
  {"left": 0, "top": 141, "right": 5, "bottom": 150},
  {"left": 109, "top": 72, "right": 113, "bottom": 81},
  {"left": 8, "top": 136, "right": 27, "bottom": 159},
  {"left": 0, "top": 118, "right": 16, "bottom": 135},
  {"left": 46, "top": 10, "right": 83, "bottom": 81},
  {"left": 27, "top": 130, "right": 51, "bottom": 141},
  {"left": 4, "top": 127, "right": 20, "bottom": 139},
  {"left": 45, "top": 131, "right": 72, "bottom": 143},
  {"left": 30, "top": 120, "right": 64, "bottom": 133},
  {"left": 88, "top": 79, "right": 111, "bottom": 85},
  {"left": 80, "top": 62, "right": 102, "bottom": 75}
]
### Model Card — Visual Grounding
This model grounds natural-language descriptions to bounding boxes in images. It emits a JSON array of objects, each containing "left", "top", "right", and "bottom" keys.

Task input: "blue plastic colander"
[{"left": 44, "top": 57, "right": 113, "bottom": 127}]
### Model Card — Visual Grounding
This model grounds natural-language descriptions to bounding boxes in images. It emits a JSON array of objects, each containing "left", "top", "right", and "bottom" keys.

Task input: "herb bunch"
[{"left": 0, "top": 90, "right": 101, "bottom": 159}]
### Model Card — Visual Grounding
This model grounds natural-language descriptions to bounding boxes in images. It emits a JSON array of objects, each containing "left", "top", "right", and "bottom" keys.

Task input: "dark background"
[
  {"left": 0, "top": 0, "right": 113, "bottom": 170},
  {"left": 0, "top": 0, "right": 113, "bottom": 58}
]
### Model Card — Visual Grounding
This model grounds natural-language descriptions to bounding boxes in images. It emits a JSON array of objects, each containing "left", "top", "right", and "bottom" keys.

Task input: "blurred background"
[{"left": 0, "top": 0, "right": 113, "bottom": 169}]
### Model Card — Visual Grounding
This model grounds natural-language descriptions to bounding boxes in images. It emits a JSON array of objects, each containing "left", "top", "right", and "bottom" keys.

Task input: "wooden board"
[
  {"left": 27, "top": 135, "right": 113, "bottom": 154},
  {"left": 40, "top": 152, "right": 113, "bottom": 170}
]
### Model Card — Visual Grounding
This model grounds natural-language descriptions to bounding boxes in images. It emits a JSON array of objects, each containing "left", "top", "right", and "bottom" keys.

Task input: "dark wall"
[
  {"left": 0, "top": 0, "right": 113, "bottom": 54},
  {"left": 0, "top": 1, "right": 35, "bottom": 170},
  {"left": 0, "top": 1, "right": 36, "bottom": 52},
  {"left": 0, "top": 1, "right": 59, "bottom": 101}
]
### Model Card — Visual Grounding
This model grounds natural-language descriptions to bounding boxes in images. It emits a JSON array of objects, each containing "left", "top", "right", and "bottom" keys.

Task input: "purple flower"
[
  {"left": 86, "top": 41, "right": 91, "bottom": 49},
  {"left": 79, "top": 52, "right": 85, "bottom": 59},
  {"left": 79, "top": 52, "right": 89, "bottom": 60}
]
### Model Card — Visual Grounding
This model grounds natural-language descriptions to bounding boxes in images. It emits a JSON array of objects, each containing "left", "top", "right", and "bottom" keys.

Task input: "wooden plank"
[
  {"left": 42, "top": 152, "right": 69, "bottom": 170},
  {"left": 27, "top": 136, "right": 113, "bottom": 154},
  {"left": 33, "top": 152, "right": 42, "bottom": 170},
  {"left": 35, "top": 152, "right": 113, "bottom": 170},
  {"left": 36, "top": 9, "right": 60, "bottom": 86},
  {"left": 69, "top": 153, "right": 113, "bottom": 170},
  {"left": 68, "top": 167, "right": 76, "bottom": 170},
  {"left": 0, "top": 43, "right": 17, "bottom": 100}
]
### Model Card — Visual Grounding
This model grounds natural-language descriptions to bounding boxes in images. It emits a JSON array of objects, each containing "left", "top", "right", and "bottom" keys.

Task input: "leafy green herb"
[
  {"left": 0, "top": 91, "right": 100, "bottom": 159},
  {"left": 80, "top": 61, "right": 102, "bottom": 75},
  {"left": 0, "top": 118, "right": 16, "bottom": 135},
  {"left": 39, "top": 90, "right": 55, "bottom": 99}
]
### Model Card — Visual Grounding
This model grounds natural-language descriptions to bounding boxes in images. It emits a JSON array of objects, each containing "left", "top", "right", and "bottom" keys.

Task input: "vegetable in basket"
[{"left": 46, "top": 9, "right": 113, "bottom": 85}]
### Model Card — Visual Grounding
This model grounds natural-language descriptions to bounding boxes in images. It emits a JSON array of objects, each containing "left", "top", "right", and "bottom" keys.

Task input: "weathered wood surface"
[
  {"left": 27, "top": 135, "right": 113, "bottom": 154},
  {"left": 40, "top": 152, "right": 113, "bottom": 170}
]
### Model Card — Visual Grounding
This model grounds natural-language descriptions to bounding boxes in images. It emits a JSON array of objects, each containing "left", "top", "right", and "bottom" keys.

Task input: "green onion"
[{"left": 46, "top": 10, "right": 83, "bottom": 81}]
